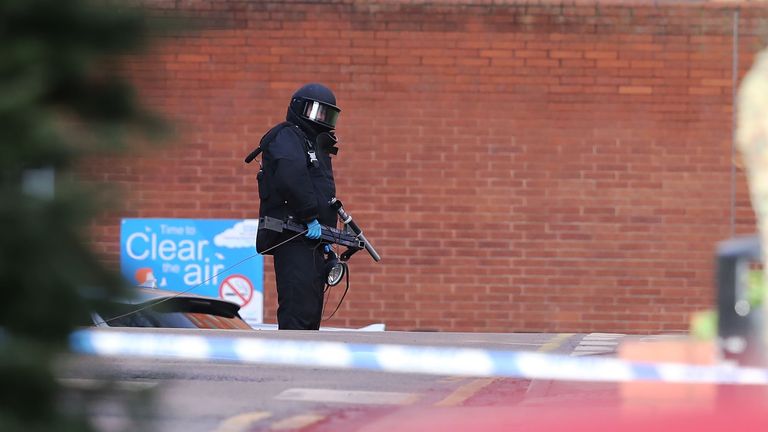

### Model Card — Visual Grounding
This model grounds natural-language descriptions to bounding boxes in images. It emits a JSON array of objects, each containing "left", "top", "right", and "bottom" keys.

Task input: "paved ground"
[{"left": 58, "top": 329, "right": 768, "bottom": 431}]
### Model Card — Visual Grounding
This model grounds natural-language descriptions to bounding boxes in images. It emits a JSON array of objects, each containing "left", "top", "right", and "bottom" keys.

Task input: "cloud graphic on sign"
[{"left": 214, "top": 220, "right": 259, "bottom": 248}]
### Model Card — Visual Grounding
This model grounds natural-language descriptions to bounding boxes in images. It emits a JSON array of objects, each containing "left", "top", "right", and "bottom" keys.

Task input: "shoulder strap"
[
  {"left": 244, "top": 122, "right": 293, "bottom": 164},
  {"left": 260, "top": 122, "right": 293, "bottom": 148},
  {"left": 282, "top": 123, "right": 319, "bottom": 168},
  {"left": 248, "top": 122, "right": 318, "bottom": 168}
]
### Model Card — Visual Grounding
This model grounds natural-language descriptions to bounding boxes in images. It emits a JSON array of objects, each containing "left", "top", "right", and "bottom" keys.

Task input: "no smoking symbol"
[{"left": 219, "top": 274, "right": 254, "bottom": 307}]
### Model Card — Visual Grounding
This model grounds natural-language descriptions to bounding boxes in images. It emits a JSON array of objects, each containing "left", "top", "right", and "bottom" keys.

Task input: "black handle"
[
  {"left": 329, "top": 198, "right": 381, "bottom": 262},
  {"left": 244, "top": 147, "right": 262, "bottom": 164}
]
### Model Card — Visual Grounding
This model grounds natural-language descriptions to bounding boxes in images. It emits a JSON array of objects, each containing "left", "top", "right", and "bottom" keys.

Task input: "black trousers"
[{"left": 272, "top": 238, "right": 325, "bottom": 330}]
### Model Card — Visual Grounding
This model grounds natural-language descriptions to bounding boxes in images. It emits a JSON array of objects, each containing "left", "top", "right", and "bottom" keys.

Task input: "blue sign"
[{"left": 120, "top": 218, "right": 263, "bottom": 325}]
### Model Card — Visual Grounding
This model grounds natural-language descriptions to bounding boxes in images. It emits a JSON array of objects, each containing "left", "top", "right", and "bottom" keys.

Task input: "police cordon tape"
[{"left": 70, "top": 329, "right": 768, "bottom": 385}]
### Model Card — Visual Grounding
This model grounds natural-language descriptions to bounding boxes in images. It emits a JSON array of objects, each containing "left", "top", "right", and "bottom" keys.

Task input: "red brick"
[
  {"left": 176, "top": 54, "right": 210, "bottom": 62},
  {"left": 619, "top": 85, "right": 653, "bottom": 94},
  {"left": 82, "top": 0, "right": 759, "bottom": 332}
]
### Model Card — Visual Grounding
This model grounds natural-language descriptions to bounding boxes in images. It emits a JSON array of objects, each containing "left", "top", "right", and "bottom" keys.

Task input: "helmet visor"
[{"left": 301, "top": 100, "right": 340, "bottom": 128}]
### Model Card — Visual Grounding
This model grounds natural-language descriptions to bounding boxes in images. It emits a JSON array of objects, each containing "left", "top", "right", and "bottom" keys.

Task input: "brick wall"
[{"left": 82, "top": 0, "right": 768, "bottom": 332}]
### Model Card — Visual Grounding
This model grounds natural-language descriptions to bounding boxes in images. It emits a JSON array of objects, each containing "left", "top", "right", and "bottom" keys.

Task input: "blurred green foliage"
[
  {"left": 747, "top": 269, "right": 765, "bottom": 307},
  {"left": 0, "top": 0, "right": 167, "bottom": 430},
  {"left": 691, "top": 269, "right": 765, "bottom": 340}
]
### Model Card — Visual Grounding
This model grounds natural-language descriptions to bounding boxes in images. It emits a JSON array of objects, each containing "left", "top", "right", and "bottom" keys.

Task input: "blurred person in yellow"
[{"left": 736, "top": 47, "right": 768, "bottom": 365}]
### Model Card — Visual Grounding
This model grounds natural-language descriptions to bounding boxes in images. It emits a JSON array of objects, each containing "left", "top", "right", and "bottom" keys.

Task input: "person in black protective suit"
[{"left": 255, "top": 83, "right": 341, "bottom": 330}]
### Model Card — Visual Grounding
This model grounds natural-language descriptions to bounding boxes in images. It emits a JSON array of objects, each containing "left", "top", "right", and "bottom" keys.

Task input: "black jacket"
[{"left": 255, "top": 122, "right": 336, "bottom": 254}]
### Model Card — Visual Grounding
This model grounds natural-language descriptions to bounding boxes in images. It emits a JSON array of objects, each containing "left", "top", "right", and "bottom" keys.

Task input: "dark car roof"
[
  {"left": 129, "top": 287, "right": 218, "bottom": 303},
  {"left": 122, "top": 287, "right": 242, "bottom": 319}
]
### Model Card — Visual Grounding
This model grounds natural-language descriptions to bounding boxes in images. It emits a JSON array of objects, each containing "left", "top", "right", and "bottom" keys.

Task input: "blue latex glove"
[{"left": 305, "top": 219, "right": 322, "bottom": 239}]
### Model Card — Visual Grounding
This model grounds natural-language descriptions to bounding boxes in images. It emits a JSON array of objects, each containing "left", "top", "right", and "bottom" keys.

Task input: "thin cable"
[
  {"left": 320, "top": 239, "right": 349, "bottom": 322},
  {"left": 730, "top": 9, "right": 740, "bottom": 237},
  {"left": 323, "top": 263, "right": 349, "bottom": 321},
  {"left": 93, "top": 229, "right": 309, "bottom": 326}
]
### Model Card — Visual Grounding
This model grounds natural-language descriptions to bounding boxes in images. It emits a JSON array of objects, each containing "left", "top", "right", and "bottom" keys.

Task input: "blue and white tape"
[{"left": 70, "top": 329, "right": 768, "bottom": 385}]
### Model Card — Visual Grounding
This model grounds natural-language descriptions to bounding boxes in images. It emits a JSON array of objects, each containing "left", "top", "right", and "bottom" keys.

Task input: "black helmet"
[{"left": 288, "top": 83, "right": 341, "bottom": 130}]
